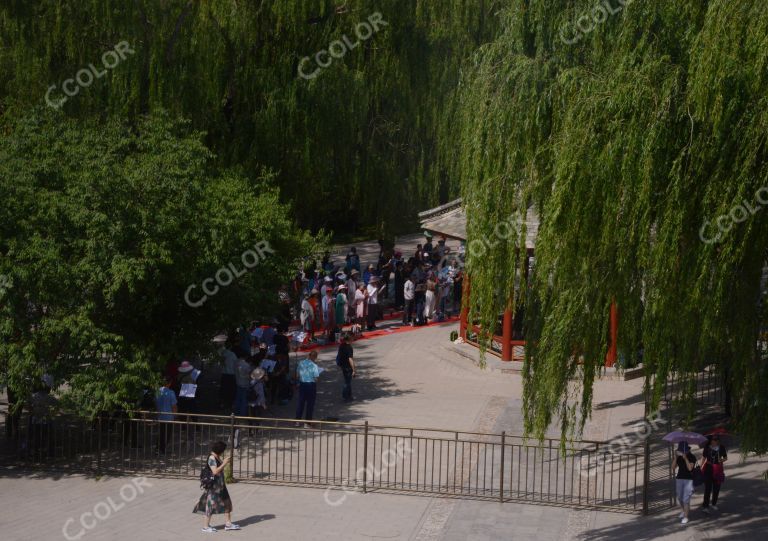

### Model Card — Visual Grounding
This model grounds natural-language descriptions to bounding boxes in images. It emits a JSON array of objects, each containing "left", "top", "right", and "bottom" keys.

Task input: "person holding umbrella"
[
  {"left": 664, "top": 431, "right": 707, "bottom": 525},
  {"left": 673, "top": 441, "right": 698, "bottom": 524}
]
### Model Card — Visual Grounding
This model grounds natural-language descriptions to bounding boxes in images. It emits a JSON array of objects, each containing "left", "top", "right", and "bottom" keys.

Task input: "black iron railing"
[{"left": 1, "top": 408, "right": 646, "bottom": 513}]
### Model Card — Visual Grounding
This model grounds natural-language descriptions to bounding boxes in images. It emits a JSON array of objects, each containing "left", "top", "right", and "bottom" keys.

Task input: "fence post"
[
  {"left": 642, "top": 436, "right": 651, "bottom": 515},
  {"left": 666, "top": 399, "right": 675, "bottom": 508},
  {"left": 362, "top": 421, "right": 369, "bottom": 494},
  {"left": 228, "top": 414, "right": 236, "bottom": 483},
  {"left": 97, "top": 415, "right": 102, "bottom": 474},
  {"left": 499, "top": 431, "right": 506, "bottom": 503}
]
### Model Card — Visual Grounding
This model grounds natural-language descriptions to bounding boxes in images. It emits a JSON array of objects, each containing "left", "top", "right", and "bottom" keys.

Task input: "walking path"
[{"left": 2, "top": 323, "right": 767, "bottom": 540}]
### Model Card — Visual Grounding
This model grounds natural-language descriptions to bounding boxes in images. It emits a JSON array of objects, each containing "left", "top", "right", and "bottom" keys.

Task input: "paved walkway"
[{"left": 2, "top": 323, "right": 767, "bottom": 540}]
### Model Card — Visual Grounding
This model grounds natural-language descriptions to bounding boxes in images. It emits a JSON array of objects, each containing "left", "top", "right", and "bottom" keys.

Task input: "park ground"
[{"left": 1, "top": 322, "right": 767, "bottom": 540}]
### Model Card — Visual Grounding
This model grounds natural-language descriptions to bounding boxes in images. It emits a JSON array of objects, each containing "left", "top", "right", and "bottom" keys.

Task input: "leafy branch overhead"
[{"left": 451, "top": 0, "right": 768, "bottom": 454}]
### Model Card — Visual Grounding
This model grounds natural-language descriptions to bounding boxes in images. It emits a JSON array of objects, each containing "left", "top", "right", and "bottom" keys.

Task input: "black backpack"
[{"left": 200, "top": 456, "right": 216, "bottom": 490}]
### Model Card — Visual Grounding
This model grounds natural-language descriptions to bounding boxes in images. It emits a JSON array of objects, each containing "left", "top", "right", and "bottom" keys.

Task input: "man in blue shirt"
[
  {"left": 294, "top": 351, "right": 321, "bottom": 421},
  {"left": 155, "top": 379, "right": 177, "bottom": 454}
]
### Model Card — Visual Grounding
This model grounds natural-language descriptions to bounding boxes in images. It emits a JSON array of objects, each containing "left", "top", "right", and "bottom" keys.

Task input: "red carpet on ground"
[{"left": 297, "top": 315, "right": 459, "bottom": 353}]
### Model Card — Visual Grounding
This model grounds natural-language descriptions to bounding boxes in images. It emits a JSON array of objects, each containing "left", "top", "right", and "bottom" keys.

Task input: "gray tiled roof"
[{"left": 419, "top": 198, "right": 539, "bottom": 248}]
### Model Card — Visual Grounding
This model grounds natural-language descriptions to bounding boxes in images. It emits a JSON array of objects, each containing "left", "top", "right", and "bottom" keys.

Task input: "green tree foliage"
[
  {"left": 0, "top": 0, "right": 498, "bottom": 235},
  {"left": 453, "top": 0, "right": 768, "bottom": 454},
  {"left": 0, "top": 110, "right": 317, "bottom": 414}
]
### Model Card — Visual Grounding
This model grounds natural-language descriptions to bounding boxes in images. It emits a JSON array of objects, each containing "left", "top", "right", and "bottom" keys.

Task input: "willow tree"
[
  {"left": 0, "top": 0, "right": 498, "bottom": 234},
  {"left": 452, "top": 0, "right": 768, "bottom": 455}
]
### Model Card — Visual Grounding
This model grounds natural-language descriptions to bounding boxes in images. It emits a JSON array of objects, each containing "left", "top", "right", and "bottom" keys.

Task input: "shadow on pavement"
[
  {"left": 582, "top": 458, "right": 768, "bottom": 541},
  {"left": 226, "top": 513, "right": 276, "bottom": 528}
]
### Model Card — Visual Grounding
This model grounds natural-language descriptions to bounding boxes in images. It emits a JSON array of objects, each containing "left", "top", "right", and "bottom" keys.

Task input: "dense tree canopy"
[
  {"left": 453, "top": 0, "right": 768, "bottom": 454},
  {"left": 0, "top": 0, "right": 499, "bottom": 414},
  {"left": 0, "top": 110, "right": 317, "bottom": 414},
  {"left": 3, "top": 0, "right": 765, "bottom": 458},
  {"left": 0, "top": 0, "right": 498, "bottom": 235}
]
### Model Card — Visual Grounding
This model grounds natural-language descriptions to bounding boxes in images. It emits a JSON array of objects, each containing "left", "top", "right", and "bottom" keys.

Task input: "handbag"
[
  {"left": 711, "top": 462, "right": 725, "bottom": 484},
  {"left": 692, "top": 464, "right": 705, "bottom": 487}
]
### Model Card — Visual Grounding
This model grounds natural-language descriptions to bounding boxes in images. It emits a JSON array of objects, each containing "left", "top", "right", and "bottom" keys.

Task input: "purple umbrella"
[{"left": 662, "top": 431, "right": 708, "bottom": 445}]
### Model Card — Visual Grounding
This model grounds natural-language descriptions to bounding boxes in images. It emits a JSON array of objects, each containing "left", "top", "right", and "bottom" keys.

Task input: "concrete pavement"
[
  {"left": 2, "top": 322, "right": 767, "bottom": 540},
  {"left": 4, "top": 454, "right": 764, "bottom": 541}
]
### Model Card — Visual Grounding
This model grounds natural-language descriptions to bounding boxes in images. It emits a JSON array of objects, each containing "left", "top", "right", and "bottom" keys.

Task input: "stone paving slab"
[
  {"left": 0, "top": 473, "right": 429, "bottom": 541},
  {"left": 6, "top": 466, "right": 763, "bottom": 541}
]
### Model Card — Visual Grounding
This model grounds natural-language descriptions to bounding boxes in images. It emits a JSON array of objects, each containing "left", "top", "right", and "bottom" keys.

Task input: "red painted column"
[
  {"left": 460, "top": 275, "right": 471, "bottom": 340},
  {"left": 501, "top": 307, "right": 513, "bottom": 362},
  {"left": 605, "top": 300, "right": 618, "bottom": 367}
]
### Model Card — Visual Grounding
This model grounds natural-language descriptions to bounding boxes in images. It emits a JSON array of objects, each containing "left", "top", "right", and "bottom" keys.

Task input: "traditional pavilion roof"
[
  {"left": 419, "top": 198, "right": 539, "bottom": 249},
  {"left": 417, "top": 198, "right": 466, "bottom": 240}
]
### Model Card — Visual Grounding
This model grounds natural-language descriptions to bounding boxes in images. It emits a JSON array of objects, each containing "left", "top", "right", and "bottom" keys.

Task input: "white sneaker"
[
  {"left": 202, "top": 526, "right": 218, "bottom": 533},
  {"left": 711, "top": 505, "right": 718, "bottom": 511},
  {"left": 702, "top": 507, "right": 711, "bottom": 515},
  {"left": 678, "top": 512, "right": 685, "bottom": 519},
  {"left": 681, "top": 517, "right": 689, "bottom": 525},
  {"left": 224, "top": 523, "right": 241, "bottom": 531}
]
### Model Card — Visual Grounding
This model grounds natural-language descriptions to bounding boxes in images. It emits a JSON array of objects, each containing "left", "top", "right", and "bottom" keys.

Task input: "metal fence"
[
  {"left": 663, "top": 365, "right": 725, "bottom": 407},
  {"left": 2, "top": 409, "right": 646, "bottom": 513}
]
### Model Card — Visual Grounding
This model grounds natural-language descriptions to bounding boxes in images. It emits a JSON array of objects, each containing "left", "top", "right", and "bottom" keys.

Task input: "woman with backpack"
[{"left": 194, "top": 441, "right": 240, "bottom": 533}]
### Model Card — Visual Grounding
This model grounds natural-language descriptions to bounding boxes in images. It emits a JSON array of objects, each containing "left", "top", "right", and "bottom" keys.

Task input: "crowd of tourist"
[
  {"left": 153, "top": 232, "right": 465, "bottom": 446},
  {"left": 8, "top": 233, "right": 466, "bottom": 455},
  {"left": 295, "top": 232, "right": 465, "bottom": 342}
]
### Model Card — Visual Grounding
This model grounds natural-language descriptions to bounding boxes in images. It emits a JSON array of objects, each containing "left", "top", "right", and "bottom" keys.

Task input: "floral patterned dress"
[{"left": 193, "top": 455, "right": 232, "bottom": 516}]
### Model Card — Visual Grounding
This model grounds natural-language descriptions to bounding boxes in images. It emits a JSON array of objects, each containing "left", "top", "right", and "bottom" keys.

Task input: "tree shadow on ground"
[
  {"left": 261, "top": 337, "right": 419, "bottom": 425},
  {"left": 581, "top": 458, "right": 768, "bottom": 541},
  {"left": 0, "top": 465, "right": 100, "bottom": 481},
  {"left": 594, "top": 391, "right": 646, "bottom": 411},
  {"left": 0, "top": 329, "right": 432, "bottom": 483}
]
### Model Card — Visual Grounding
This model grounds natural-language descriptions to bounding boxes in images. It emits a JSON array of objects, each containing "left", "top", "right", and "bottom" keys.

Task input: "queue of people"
[
  {"left": 152, "top": 315, "right": 360, "bottom": 448},
  {"left": 294, "top": 232, "right": 464, "bottom": 342},
  {"left": 105, "top": 234, "right": 466, "bottom": 456}
]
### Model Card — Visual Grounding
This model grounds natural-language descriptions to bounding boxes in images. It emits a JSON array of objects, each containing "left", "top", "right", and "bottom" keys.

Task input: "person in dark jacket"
[
  {"left": 700, "top": 434, "right": 727, "bottom": 513},
  {"left": 336, "top": 334, "right": 357, "bottom": 402}
]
